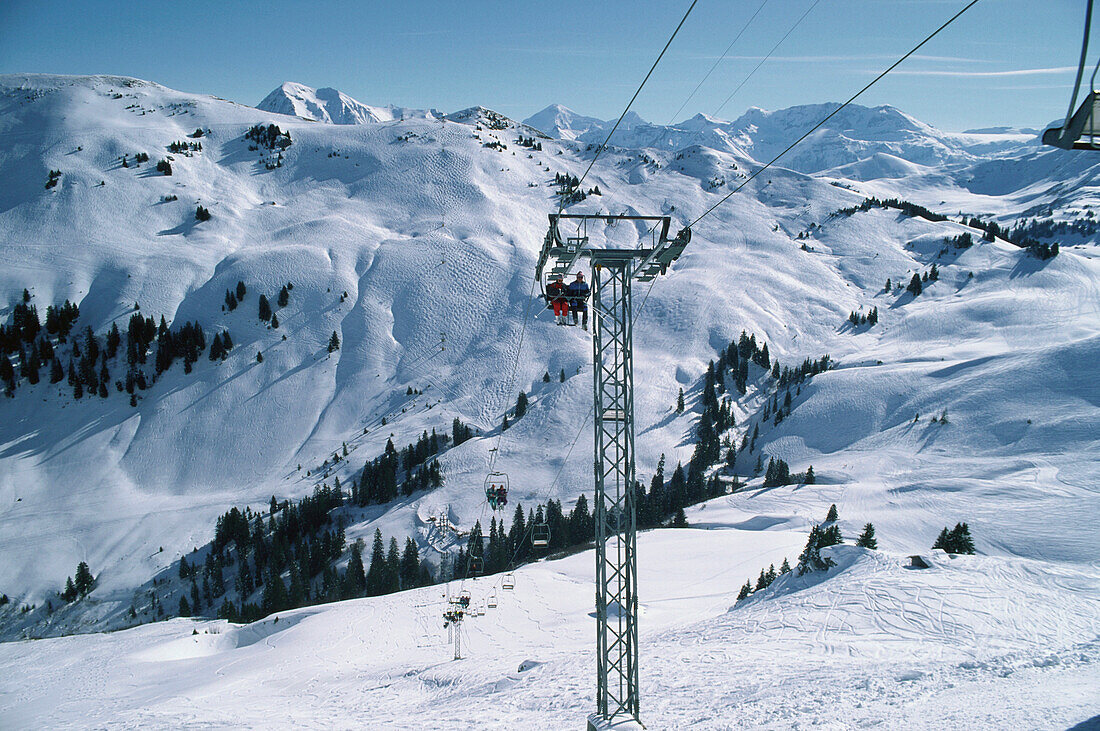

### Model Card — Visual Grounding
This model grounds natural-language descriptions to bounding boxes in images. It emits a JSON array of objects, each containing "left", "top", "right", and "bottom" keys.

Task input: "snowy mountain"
[
  {"left": 0, "top": 74, "right": 1098, "bottom": 727},
  {"left": 524, "top": 104, "right": 648, "bottom": 142},
  {"left": 256, "top": 81, "right": 435, "bottom": 124}
]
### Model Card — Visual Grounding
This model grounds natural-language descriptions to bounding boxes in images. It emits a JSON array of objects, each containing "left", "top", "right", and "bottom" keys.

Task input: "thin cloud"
[
  {"left": 889, "top": 66, "right": 1077, "bottom": 78},
  {"left": 683, "top": 53, "right": 995, "bottom": 64}
]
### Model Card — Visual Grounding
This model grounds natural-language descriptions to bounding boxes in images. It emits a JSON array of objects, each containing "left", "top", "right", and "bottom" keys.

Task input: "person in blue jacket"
[{"left": 566, "top": 271, "right": 590, "bottom": 330}]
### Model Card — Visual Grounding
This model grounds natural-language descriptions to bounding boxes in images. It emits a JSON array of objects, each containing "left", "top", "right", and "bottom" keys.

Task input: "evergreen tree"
[
  {"left": 951, "top": 523, "right": 976, "bottom": 554},
  {"left": 277, "top": 285, "right": 289, "bottom": 307},
  {"left": 74, "top": 561, "right": 94, "bottom": 596},
  {"left": 856, "top": 522, "right": 877, "bottom": 549},
  {"left": 779, "top": 557, "right": 791, "bottom": 574},
  {"left": 365, "top": 530, "right": 387, "bottom": 596},
  {"left": 736, "top": 581, "right": 752, "bottom": 601},
  {"left": 502, "top": 414, "right": 509, "bottom": 431},
  {"left": 804, "top": 465, "right": 816, "bottom": 484},
  {"left": 671, "top": 507, "right": 688, "bottom": 527},
  {"left": 343, "top": 538, "right": 366, "bottom": 597},
  {"left": 676, "top": 388, "right": 685, "bottom": 413},
  {"left": 569, "top": 493, "right": 593, "bottom": 544},
  {"left": 270, "top": 313, "right": 279, "bottom": 329},
  {"left": 258, "top": 295, "right": 271, "bottom": 321},
  {"left": 385, "top": 537, "right": 401, "bottom": 593},
  {"left": 559, "top": 368, "right": 566, "bottom": 383},
  {"left": 543, "top": 371, "right": 551, "bottom": 383},
  {"left": 179, "top": 555, "right": 190, "bottom": 580},
  {"left": 61, "top": 576, "right": 77, "bottom": 602},
  {"left": 515, "top": 391, "right": 528, "bottom": 418},
  {"left": 797, "top": 525, "right": 837, "bottom": 575},
  {"left": 400, "top": 537, "right": 420, "bottom": 589},
  {"left": 236, "top": 281, "right": 247, "bottom": 300},
  {"left": 825, "top": 504, "right": 838, "bottom": 523},
  {"left": 906, "top": 273, "right": 923, "bottom": 296},
  {"left": 327, "top": 331, "right": 340, "bottom": 352},
  {"left": 178, "top": 596, "right": 192, "bottom": 617},
  {"left": 190, "top": 580, "right": 202, "bottom": 613},
  {"left": 261, "top": 567, "right": 288, "bottom": 613}
]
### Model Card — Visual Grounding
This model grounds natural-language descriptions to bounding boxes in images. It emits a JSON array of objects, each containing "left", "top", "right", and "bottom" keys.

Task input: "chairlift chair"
[
  {"left": 502, "top": 572, "right": 516, "bottom": 590},
  {"left": 469, "top": 555, "right": 484, "bottom": 575},
  {"left": 488, "top": 591, "right": 498, "bottom": 608},
  {"left": 532, "top": 522, "right": 550, "bottom": 548},
  {"left": 484, "top": 472, "right": 509, "bottom": 511},
  {"left": 1044, "top": 0, "right": 1100, "bottom": 150}
]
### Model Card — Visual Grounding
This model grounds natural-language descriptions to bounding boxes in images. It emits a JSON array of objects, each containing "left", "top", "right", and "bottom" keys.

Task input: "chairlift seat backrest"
[{"left": 1044, "top": 91, "right": 1100, "bottom": 149}]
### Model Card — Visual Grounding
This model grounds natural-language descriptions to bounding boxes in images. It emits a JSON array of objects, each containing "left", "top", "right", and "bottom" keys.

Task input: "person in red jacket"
[{"left": 547, "top": 274, "right": 570, "bottom": 325}]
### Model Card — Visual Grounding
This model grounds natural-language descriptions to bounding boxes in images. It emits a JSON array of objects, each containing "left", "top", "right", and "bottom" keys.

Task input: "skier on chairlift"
[
  {"left": 567, "top": 271, "right": 590, "bottom": 330},
  {"left": 547, "top": 273, "right": 570, "bottom": 326}
]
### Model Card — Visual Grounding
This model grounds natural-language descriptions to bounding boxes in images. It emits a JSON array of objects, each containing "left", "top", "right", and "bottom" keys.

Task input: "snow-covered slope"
[
  {"left": 3, "top": 530, "right": 1098, "bottom": 729},
  {"left": 0, "top": 71, "right": 1097, "bottom": 714},
  {"left": 256, "top": 81, "right": 435, "bottom": 124}
]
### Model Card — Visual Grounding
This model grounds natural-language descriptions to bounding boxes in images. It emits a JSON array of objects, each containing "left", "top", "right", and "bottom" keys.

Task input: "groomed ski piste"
[
  {"left": 0, "top": 74, "right": 1098, "bottom": 728},
  {"left": 4, "top": 524, "right": 1099, "bottom": 728}
]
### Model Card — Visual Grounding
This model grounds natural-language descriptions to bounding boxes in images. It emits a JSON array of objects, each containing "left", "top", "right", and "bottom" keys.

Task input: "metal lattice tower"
[{"left": 536, "top": 213, "right": 689, "bottom": 728}]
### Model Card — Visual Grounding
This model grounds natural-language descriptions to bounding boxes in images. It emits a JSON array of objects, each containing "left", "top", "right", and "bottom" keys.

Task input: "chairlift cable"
[
  {"left": 690, "top": 0, "right": 983, "bottom": 230},
  {"left": 667, "top": 0, "right": 771, "bottom": 125},
  {"left": 563, "top": 0, "right": 700, "bottom": 213},
  {"left": 712, "top": 0, "right": 822, "bottom": 117}
]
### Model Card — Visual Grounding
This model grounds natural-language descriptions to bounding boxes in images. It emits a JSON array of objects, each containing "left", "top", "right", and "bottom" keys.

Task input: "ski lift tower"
[{"left": 536, "top": 213, "right": 690, "bottom": 728}]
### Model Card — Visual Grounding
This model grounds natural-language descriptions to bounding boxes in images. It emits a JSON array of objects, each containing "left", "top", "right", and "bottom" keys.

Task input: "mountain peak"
[{"left": 256, "top": 82, "right": 433, "bottom": 124}]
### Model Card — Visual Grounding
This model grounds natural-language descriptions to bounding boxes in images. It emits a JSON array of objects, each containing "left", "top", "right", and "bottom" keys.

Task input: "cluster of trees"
[
  {"left": 59, "top": 561, "right": 95, "bottom": 602},
  {"left": 947, "top": 232, "right": 974, "bottom": 249},
  {"left": 252, "top": 283, "right": 294, "bottom": 328},
  {"left": 178, "top": 464, "right": 446, "bottom": 622},
  {"left": 455, "top": 495, "right": 596, "bottom": 577},
  {"left": 195, "top": 205, "right": 211, "bottom": 222},
  {"left": 152, "top": 318, "right": 207, "bottom": 375},
  {"left": 223, "top": 280, "right": 247, "bottom": 311},
  {"left": 1027, "top": 242, "right": 1060, "bottom": 260},
  {"left": 516, "top": 136, "right": 543, "bottom": 150},
  {"left": 168, "top": 140, "right": 202, "bottom": 154},
  {"left": 736, "top": 505, "right": 854, "bottom": 602},
  {"left": 1010, "top": 216, "right": 1096, "bottom": 248},
  {"left": 245, "top": 123, "right": 292, "bottom": 151},
  {"left": 353, "top": 529, "right": 434, "bottom": 598},
  {"left": 120, "top": 152, "right": 150, "bottom": 168},
  {"left": 933, "top": 523, "right": 975, "bottom": 554},
  {"left": 202, "top": 484, "right": 351, "bottom": 621},
  {"left": 156, "top": 159, "right": 172, "bottom": 175},
  {"left": 905, "top": 264, "right": 939, "bottom": 297},
  {"left": 847, "top": 307, "right": 879, "bottom": 327},
  {"left": 351, "top": 427, "right": 455, "bottom": 506},
  {"left": 737, "top": 559, "right": 791, "bottom": 599},
  {"left": 834, "top": 197, "right": 948, "bottom": 224},
  {"left": 0, "top": 288, "right": 247, "bottom": 402},
  {"left": 452, "top": 416, "right": 475, "bottom": 446},
  {"left": 45, "top": 169, "right": 61, "bottom": 189},
  {"left": 694, "top": 331, "right": 831, "bottom": 470},
  {"left": 208, "top": 331, "right": 234, "bottom": 361}
]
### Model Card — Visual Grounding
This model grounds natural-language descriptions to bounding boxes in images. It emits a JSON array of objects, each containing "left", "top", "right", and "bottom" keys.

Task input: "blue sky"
[{"left": 0, "top": 0, "right": 1090, "bottom": 131}]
